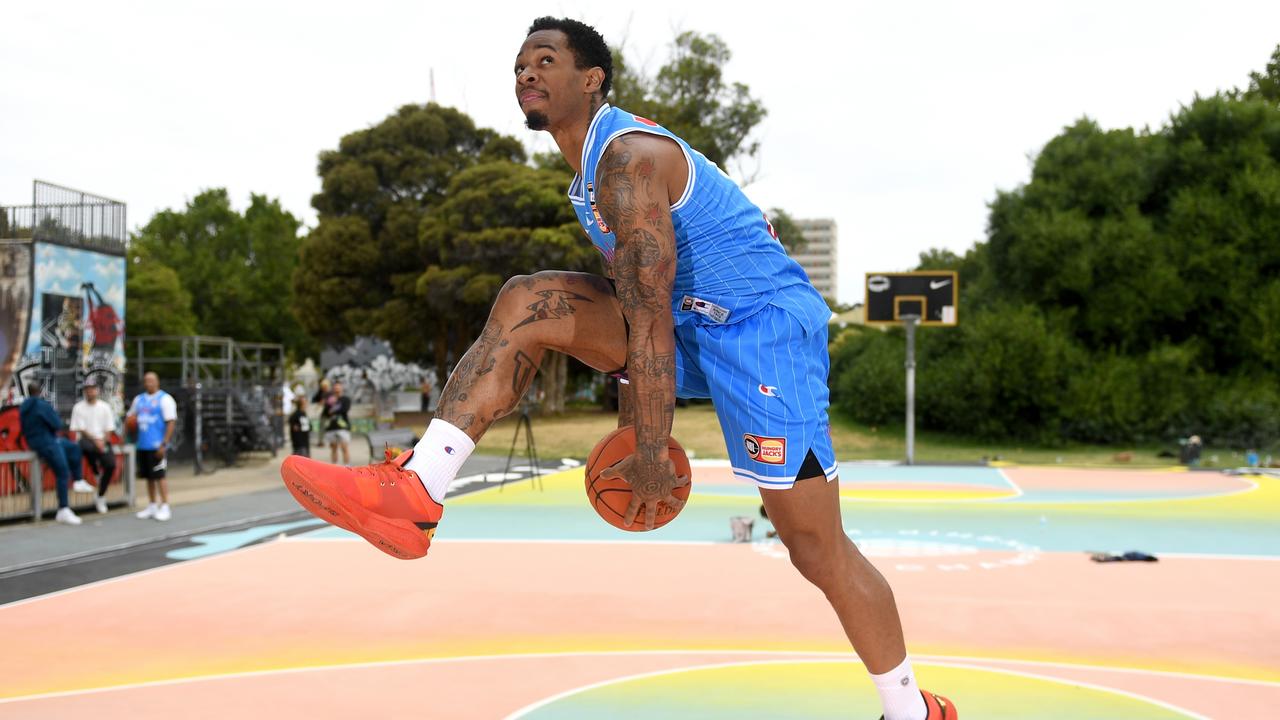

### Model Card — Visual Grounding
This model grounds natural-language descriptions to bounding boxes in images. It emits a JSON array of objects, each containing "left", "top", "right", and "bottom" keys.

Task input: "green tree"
[
  {"left": 132, "top": 190, "right": 313, "bottom": 354},
  {"left": 294, "top": 103, "right": 525, "bottom": 354},
  {"left": 985, "top": 94, "right": 1280, "bottom": 375},
  {"left": 917, "top": 304, "right": 1083, "bottom": 443},
  {"left": 611, "top": 30, "right": 796, "bottom": 258},
  {"left": 296, "top": 103, "right": 601, "bottom": 410},
  {"left": 124, "top": 244, "right": 197, "bottom": 338},
  {"left": 834, "top": 51, "right": 1280, "bottom": 447},
  {"left": 415, "top": 160, "right": 600, "bottom": 398},
  {"left": 612, "top": 31, "right": 767, "bottom": 178},
  {"left": 1243, "top": 44, "right": 1280, "bottom": 103},
  {"left": 915, "top": 248, "right": 963, "bottom": 271}
]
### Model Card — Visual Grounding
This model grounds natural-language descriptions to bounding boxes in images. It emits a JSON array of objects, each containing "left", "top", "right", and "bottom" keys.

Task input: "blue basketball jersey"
[
  {"left": 569, "top": 104, "right": 829, "bottom": 328},
  {"left": 135, "top": 391, "right": 170, "bottom": 451}
]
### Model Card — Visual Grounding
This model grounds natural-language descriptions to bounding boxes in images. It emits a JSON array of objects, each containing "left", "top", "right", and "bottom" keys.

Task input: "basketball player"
[{"left": 281, "top": 17, "right": 954, "bottom": 719}]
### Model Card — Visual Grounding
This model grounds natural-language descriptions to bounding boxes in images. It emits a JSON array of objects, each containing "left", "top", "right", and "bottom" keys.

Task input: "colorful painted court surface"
[{"left": 2, "top": 463, "right": 1278, "bottom": 718}]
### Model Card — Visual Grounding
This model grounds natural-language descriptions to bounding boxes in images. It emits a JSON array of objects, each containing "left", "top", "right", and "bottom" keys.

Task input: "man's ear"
[{"left": 584, "top": 67, "right": 605, "bottom": 95}]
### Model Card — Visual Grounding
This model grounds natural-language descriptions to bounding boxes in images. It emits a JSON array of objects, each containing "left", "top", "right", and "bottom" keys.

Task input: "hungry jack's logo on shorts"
[{"left": 743, "top": 434, "right": 786, "bottom": 465}]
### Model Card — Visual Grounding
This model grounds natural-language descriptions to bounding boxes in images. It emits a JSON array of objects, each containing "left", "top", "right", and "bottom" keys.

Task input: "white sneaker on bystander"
[{"left": 55, "top": 507, "right": 82, "bottom": 526}]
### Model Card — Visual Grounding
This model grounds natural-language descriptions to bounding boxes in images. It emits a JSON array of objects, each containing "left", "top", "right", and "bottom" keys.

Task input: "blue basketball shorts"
[{"left": 672, "top": 303, "right": 838, "bottom": 489}]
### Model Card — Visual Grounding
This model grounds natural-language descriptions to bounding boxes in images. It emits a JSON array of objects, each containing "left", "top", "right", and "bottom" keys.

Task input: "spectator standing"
[
  {"left": 289, "top": 397, "right": 312, "bottom": 457},
  {"left": 69, "top": 377, "right": 117, "bottom": 514},
  {"left": 311, "top": 378, "right": 331, "bottom": 447},
  {"left": 420, "top": 377, "right": 433, "bottom": 413},
  {"left": 18, "top": 380, "right": 84, "bottom": 525},
  {"left": 323, "top": 380, "right": 352, "bottom": 465},
  {"left": 128, "top": 371, "right": 178, "bottom": 521}
]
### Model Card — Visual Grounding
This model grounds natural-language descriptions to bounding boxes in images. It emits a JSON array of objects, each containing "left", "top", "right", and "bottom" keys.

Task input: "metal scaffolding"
[
  {"left": 130, "top": 336, "right": 285, "bottom": 474},
  {"left": 0, "top": 180, "right": 127, "bottom": 256}
]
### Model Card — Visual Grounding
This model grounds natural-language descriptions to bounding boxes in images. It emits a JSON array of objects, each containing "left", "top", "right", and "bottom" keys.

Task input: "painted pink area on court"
[
  {"left": 5, "top": 652, "right": 1275, "bottom": 719},
  {"left": 685, "top": 466, "right": 742, "bottom": 485},
  {"left": 1003, "top": 467, "right": 1253, "bottom": 497},
  {"left": 1, "top": 539, "right": 1276, "bottom": 717}
]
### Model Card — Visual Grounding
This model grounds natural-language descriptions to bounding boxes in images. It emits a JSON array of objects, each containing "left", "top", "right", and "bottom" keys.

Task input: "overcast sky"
[{"left": 2, "top": 1, "right": 1277, "bottom": 305}]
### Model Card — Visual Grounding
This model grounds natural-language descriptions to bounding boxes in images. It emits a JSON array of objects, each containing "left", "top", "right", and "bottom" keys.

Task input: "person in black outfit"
[
  {"left": 289, "top": 396, "right": 312, "bottom": 457},
  {"left": 322, "top": 381, "right": 352, "bottom": 465},
  {"left": 311, "top": 378, "right": 330, "bottom": 447}
]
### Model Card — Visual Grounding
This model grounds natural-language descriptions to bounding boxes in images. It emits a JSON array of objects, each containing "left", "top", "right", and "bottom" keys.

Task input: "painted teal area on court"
[
  {"left": 167, "top": 519, "right": 324, "bottom": 560},
  {"left": 298, "top": 473, "right": 1280, "bottom": 557},
  {"left": 838, "top": 464, "right": 1015, "bottom": 487}
]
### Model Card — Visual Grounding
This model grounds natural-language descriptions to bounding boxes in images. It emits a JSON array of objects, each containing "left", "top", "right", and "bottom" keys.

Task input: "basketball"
[
  {"left": 125, "top": 414, "right": 138, "bottom": 439},
  {"left": 585, "top": 426, "right": 692, "bottom": 531}
]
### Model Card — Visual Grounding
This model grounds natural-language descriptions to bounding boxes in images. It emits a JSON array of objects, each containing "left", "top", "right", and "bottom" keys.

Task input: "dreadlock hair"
[{"left": 526, "top": 17, "right": 613, "bottom": 98}]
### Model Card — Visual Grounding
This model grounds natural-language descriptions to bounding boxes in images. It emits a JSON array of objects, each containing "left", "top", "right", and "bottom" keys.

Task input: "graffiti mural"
[
  {"left": 15, "top": 243, "right": 126, "bottom": 415},
  {"left": 0, "top": 243, "right": 32, "bottom": 399}
]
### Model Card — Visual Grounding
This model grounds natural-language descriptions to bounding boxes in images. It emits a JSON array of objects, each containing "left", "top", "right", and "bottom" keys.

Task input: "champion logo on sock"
[{"left": 444, "top": 446, "right": 456, "bottom": 455}]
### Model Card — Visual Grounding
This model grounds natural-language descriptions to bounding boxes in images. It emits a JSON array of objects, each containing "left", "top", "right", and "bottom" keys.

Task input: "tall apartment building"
[{"left": 788, "top": 218, "right": 838, "bottom": 301}]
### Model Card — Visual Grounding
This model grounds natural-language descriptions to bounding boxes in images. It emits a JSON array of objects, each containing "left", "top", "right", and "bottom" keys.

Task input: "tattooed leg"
[{"left": 433, "top": 270, "right": 628, "bottom": 442}]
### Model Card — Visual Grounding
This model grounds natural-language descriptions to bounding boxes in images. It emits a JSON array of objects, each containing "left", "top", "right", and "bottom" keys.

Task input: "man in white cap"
[{"left": 70, "top": 377, "right": 117, "bottom": 514}]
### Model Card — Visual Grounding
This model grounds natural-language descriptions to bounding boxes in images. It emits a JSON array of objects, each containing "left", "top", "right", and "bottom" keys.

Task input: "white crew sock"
[
  {"left": 870, "top": 656, "right": 926, "bottom": 720},
  {"left": 404, "top": 419, "right": 475, "bottom": 504}
]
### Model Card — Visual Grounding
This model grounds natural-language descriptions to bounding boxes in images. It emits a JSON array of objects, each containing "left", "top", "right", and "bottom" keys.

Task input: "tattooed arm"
[
  {"left": 594, "top": 133, "right": 689, "bottom": 529},
  {"left": 617, "top": 381, "right": 634, "bottom": 428}
]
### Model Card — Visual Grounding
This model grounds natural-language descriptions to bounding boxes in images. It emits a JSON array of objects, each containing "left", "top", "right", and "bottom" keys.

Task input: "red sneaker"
[
  {"left": 282, "top": 448, "right": 442, "bottom": 560},
  {"left": 879, "top": 690, "right": 957, "bottom": 720}
]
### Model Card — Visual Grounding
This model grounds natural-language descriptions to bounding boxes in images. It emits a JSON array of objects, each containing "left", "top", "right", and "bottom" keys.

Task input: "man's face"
[
  {"left": 333, "top": 383, "right": 343, "bottom": 397},
  {"left": 514, "top": 30, "right": 594, "bottom": 131},
  {"left": 85, "top": 386, "right": 99, "bottom": 403},
  {"left": 144, "top": 373, "right": 159, "bottom": 394}
]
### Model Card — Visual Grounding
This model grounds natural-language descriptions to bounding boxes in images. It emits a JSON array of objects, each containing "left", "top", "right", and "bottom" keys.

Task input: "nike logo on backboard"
[{"left": 930, "top": 279, "right": 952, "bottom": 289}]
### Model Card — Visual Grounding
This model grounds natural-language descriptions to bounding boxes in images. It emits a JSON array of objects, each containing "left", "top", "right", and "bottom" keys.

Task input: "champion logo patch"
[
  {"left": 444, "top": 446, "right": 456, "bottom": 455},
  {"left": 757, "top": 384, "right": 781, "bottom": 398},
  {"left": 743, "top": 434, "right": 786, "bottom": 465}
]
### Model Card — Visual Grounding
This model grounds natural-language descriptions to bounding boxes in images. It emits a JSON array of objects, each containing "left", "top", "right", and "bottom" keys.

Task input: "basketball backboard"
[{"left": 864, "top": 271, "right": 958, "bottom": 326}]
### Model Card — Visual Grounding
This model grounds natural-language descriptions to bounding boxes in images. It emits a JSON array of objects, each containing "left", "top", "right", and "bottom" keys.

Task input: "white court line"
[
  {"left": 1006, "top": 474, "right": 1262, "bottom": 506},
  {"left": 912, "top": 652, "right": 1280, "bottom": 689},
  {"left": 1, "top": 648, "right": 1273, "bottom": 706},
  {"left": 501, "top": 658, "right": 1212, "bottom": 720},
  {"left": 993, "top": 466, "right": 1025, "bottom": 500},
  {"left": 1152, "top": 551, "right": 1280, "bottom": 561}
]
